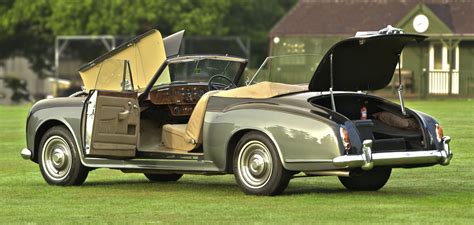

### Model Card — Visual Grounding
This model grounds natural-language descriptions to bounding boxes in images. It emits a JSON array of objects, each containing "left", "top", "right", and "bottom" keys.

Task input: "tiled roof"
[{"left": 270, "top": 0, "right": 474, "bottom": 36}]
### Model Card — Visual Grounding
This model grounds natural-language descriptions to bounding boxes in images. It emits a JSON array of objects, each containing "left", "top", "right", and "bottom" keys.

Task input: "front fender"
[{"left": 26, "top": 97, "right": 85, "bottom": 162}]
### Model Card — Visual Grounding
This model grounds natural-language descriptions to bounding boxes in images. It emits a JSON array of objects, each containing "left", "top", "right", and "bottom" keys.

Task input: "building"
[{"left": 270, "top": 0, "right": 474, "bottom": 97}]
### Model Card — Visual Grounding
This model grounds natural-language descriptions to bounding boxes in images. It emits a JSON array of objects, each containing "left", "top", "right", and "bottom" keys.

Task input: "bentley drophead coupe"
[{"left": 21, "top": 27, "right": 452, "bottom": 195}]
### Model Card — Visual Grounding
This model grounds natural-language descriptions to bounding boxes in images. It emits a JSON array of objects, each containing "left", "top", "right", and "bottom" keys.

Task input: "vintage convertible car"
[{"left": 21, "top": 28, "right": 452, "bottom": 195}]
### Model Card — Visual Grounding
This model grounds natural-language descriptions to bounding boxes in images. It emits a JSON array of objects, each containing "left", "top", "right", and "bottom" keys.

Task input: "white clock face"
[{"left": 413, "top": 14, "right": 429, "bottom": 33}]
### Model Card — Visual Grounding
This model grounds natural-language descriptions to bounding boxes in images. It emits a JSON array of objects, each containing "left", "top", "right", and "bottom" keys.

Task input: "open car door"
[{"left": 83, "top": 60, "right": 140, "bottom": 158}]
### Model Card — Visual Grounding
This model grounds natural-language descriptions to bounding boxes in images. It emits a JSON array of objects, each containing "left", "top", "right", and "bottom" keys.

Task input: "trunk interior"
[{"left": 310, "top": 94, "right": 425, "bottom": 153}]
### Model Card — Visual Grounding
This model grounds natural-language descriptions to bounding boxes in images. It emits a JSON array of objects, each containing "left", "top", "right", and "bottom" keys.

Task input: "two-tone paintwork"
[
  {"left": 25, "top": 88, "right": 446, "bottom": 174},
  {"left": 25, "top": 90, "right": 345, "bottom": 172}
]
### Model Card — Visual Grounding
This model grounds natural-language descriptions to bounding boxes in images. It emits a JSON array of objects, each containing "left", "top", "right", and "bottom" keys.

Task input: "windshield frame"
[{"left": 139, "top": 55, "right": 247, "bottom": 102}]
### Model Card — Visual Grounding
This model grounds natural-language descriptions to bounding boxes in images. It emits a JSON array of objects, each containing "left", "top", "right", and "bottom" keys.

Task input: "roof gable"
[{"left": 396, "top": 3, "right": 452, "bottom": 34}]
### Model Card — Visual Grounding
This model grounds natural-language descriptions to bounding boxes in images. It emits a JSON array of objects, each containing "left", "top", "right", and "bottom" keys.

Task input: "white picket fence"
[{"left": 428, "top": 71, "right": 459, "bottom": 95}]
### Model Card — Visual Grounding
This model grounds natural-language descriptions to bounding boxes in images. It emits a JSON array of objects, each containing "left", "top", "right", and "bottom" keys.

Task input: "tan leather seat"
[
  {"left": 162, "top": 91, "right": 218, "bottom": 151},
  {"left": 161, "top": 82, "right": 307, "bottom": 151}
]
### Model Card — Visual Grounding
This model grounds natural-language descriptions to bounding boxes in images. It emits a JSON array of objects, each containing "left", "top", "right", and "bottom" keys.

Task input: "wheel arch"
[{"left": 33, "top": 119, "right": 76, "bottom": 163}]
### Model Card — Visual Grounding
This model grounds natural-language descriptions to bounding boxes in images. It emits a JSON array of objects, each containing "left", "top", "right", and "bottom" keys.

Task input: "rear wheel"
[
  {"left": 144, "top": 173, "right": 183, "bottom": 182},
  {"left": 38, "top": 126, "right": 89, "bottom": 186},
  {"left": 338, "top": 167, "right": 392, "bottom": 191},
  {"left": 233, "top": 132, "right": 292, "bottom": 196}
]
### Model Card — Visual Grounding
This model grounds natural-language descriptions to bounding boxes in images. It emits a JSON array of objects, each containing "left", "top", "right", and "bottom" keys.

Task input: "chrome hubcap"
[
  {"left": 249, "top": 154, "right": 265, "bottom": 175},
  {"left": 238, "top": 140, "right": 273, "bottom": 189},
  {"left": 52, "top": 149, "right": 66, "bottom": 168},
  {"left": 42, "top": 136, "right": 72, "bottom": 181}
]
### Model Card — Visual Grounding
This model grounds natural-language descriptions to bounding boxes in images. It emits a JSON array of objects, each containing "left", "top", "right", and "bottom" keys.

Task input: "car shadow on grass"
[
  {"left": 80, "top": 178, "right": 435, "bottom": 197},
  {"left": 82, "top": 179, "right": 240, "bottom": 192},
  {"left": 82, "top": 179, "right": 347, "bottom": 196},
  {"left": 283, "top": 185, "right": 435, "bottom": 197},
  {"left": 82, "top": 179, "right": 153, "bottom": 186}
]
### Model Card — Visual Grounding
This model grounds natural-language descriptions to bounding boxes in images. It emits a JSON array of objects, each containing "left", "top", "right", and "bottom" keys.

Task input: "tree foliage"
[{"left": 0, "top": 0, "right": 296, "bottom": 75}]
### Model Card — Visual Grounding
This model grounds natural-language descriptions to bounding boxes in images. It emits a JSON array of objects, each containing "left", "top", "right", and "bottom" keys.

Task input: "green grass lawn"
[{"left": 1, "top": 100, "right": 473, "bottom": 224}]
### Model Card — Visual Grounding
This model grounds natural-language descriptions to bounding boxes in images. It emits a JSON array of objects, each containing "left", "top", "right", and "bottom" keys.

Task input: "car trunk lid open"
[{"left": 308, "top": 34, "right": 426, "bottom": 92}]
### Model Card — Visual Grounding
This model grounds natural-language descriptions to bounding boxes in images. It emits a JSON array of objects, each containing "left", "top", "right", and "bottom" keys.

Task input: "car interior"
[{"left": 137, "top": 81, "right": 308, "bottom": 158}]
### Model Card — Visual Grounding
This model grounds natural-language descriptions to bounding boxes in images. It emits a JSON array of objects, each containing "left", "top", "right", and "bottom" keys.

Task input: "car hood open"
[{"left": 308, "top": 34, "right": 426, "bottom": 92}]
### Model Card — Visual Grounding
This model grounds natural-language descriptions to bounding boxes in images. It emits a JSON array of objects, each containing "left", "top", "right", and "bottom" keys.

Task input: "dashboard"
[{"left": 149, "top": 84, "right": 209, "bottom": 116}]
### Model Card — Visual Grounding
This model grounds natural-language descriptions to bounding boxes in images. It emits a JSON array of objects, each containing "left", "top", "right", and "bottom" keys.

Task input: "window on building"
[
  {"left": 449, "top": 47, "right": 459, "bottom": 71},
  {"left": 429, "top": 43, "right": 459, "bottom": 71},
  {"left": 433, "top": 43, "right": 443, "bottom": 70}
]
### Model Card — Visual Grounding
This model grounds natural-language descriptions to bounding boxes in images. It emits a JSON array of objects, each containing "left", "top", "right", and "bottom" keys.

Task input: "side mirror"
[{"left": 244, "top": 77, "right": 251, "bottom": 86}]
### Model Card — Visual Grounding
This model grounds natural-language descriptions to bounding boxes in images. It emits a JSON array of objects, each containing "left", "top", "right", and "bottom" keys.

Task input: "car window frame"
[{"left": 138, "top": 55, "right": 247, "bottom": 103}]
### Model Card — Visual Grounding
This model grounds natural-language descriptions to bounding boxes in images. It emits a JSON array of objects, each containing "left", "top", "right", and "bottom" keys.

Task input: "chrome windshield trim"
[{"left": 166, "top": 55, "right": 247, "bottom": 64}]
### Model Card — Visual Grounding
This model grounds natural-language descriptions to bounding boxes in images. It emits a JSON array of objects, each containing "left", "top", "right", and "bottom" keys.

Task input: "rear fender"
[
  {"left": 203, "top": 103, "right": 344, "bottom": 172},
  {"left": 412, "top": 111, "right": 441, "bottom": 150}
]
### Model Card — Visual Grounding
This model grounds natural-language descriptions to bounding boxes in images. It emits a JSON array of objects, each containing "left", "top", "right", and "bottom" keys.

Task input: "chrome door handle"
[{"left": 118, "top": 110, "right": 130, "bottom": 120}]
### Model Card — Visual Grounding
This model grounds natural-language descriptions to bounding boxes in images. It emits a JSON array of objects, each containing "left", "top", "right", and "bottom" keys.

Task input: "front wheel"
[
  {"left": 338, "top": 167, "right": 392, "bottom": 191},
  {"left": 38, "top": 126, "right": 89, "bottom": 186},
  {"left": 233, "top": 132, "right": 292, "bottom": 196}
]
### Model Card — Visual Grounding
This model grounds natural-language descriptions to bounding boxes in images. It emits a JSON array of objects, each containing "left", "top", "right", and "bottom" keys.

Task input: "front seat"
[{"left": 161, "top": 91, "right": 218, "bottom": 151}]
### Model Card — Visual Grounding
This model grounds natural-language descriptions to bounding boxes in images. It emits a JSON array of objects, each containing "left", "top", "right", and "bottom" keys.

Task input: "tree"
[
  {"left": 224, "top": 0, "right": 297, "bottom": 66},
  {"left": 0, "top": 0, "right": 54, "bottom": 77},
  {"left": 0, "top": 0, "right": 296, "bottom": 75},
  {"left": 0, "top": 0, "right": 232, "bottom": 75}
]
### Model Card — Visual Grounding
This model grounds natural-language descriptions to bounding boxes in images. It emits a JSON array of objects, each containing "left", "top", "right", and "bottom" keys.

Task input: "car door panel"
[{"left": 85, "top": 90, "right": 139, "bottom": 158}]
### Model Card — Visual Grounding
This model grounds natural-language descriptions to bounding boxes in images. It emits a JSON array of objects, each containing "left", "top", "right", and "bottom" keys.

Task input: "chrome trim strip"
[
  {"left": 84, "top": 90, "right": 97, "bottom": 155},
  {"left": 20, "top": 148, "right": 32, "bottom": 160},
  {"left": 285, "top": 159, "right": 333, "bottom": 163},
  {"left": 304, "top": 171, "right": 350, "bottom": 177},
  {"left": 81, "top": 157, "right": 218, "bottom": 171},
  {"left": 333, "top": 136, "right": 452, "bottom": 169},
  {"left": 167, "top": 55, "right": 247, "bottom": 64}
]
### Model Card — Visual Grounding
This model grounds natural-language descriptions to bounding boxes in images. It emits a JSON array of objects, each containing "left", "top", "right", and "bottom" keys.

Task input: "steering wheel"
[{"left": 208, "top": 74, "right": 237, "bottom": 90}]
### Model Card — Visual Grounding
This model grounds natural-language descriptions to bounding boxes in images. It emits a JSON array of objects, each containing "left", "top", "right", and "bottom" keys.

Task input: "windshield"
[
  {"left": 249, "top": 54, "right": 323, "bottom": 85},
  {"left": 153, "top": 58, "right": 244, "bottom": 87}
]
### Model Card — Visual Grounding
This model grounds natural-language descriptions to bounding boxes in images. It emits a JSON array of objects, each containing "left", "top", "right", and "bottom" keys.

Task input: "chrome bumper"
[
  {"left": 333, "top": 136, "right": 452, "bottom": 170},
  {"left": 20, "top": 148, "right": 32, "bottom": 160}
]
